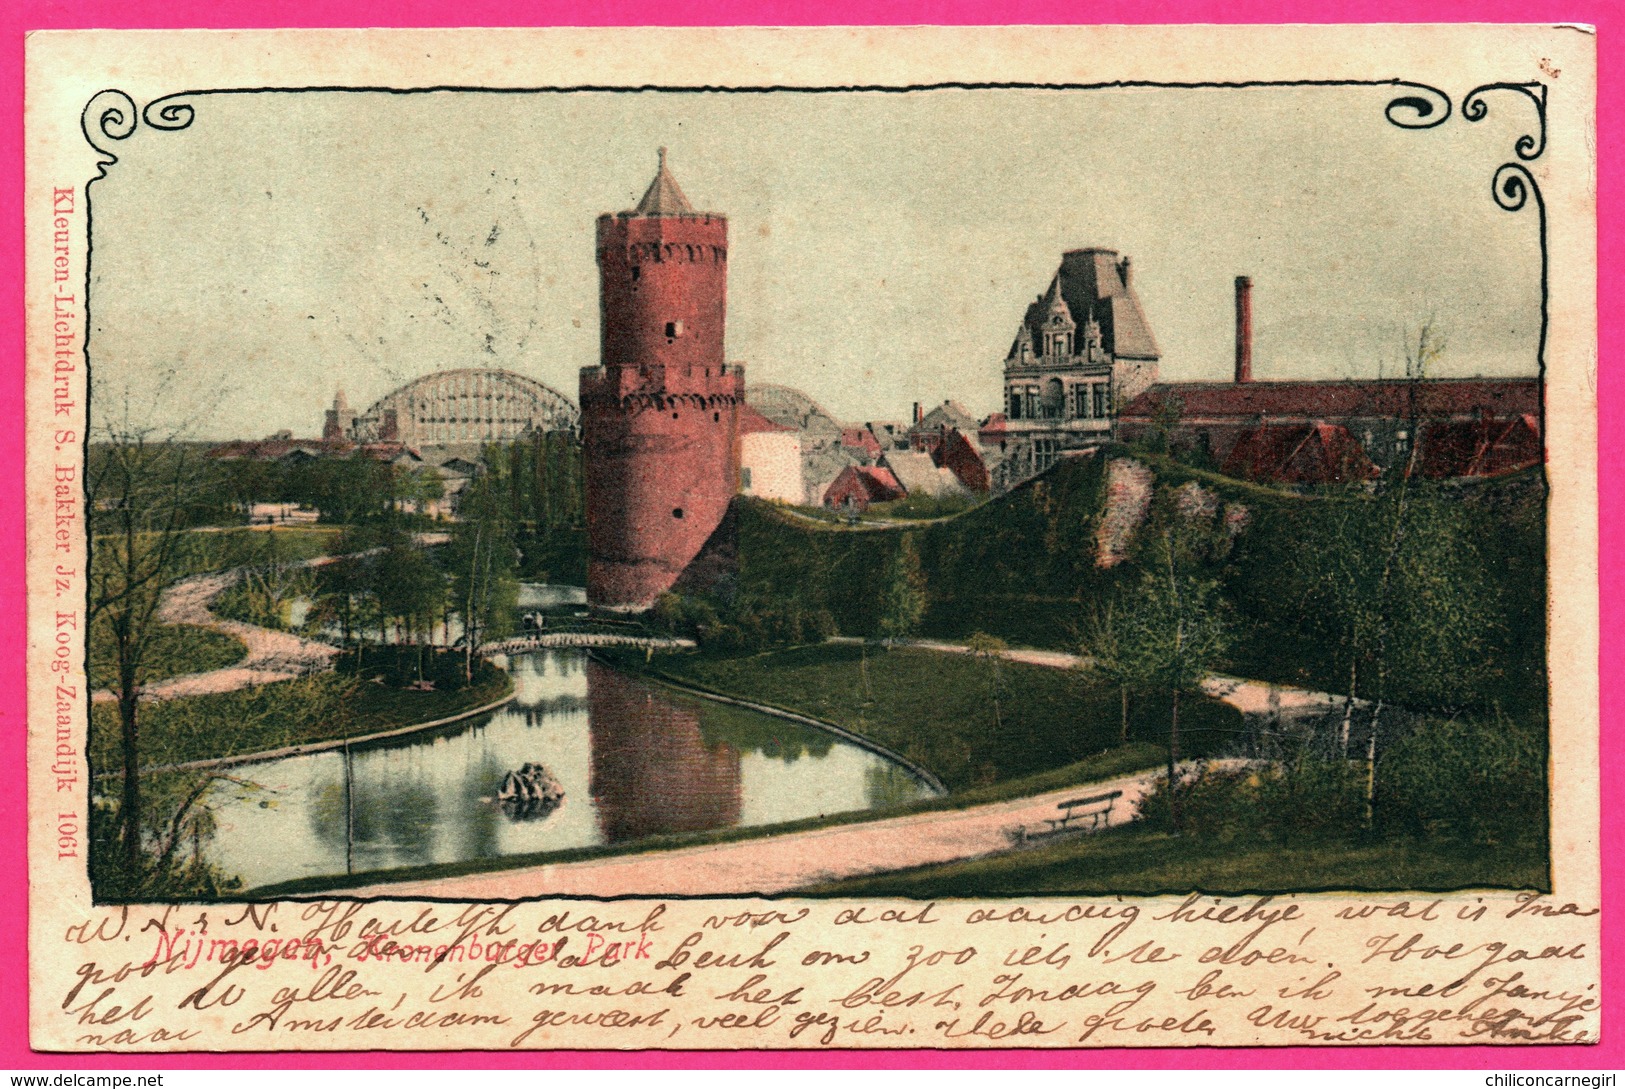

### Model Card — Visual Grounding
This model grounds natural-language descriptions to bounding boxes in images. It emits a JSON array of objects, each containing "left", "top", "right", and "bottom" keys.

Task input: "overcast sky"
[{"left": 88, "top": 84, "right": 1543, "bottom": 438}]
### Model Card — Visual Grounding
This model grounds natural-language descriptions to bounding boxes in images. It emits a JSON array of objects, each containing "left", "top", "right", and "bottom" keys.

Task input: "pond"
[
  {"left": 287, "top": 582, "right": 584, "bottom": 644},
  {"left": 197, "top": 647, "right": 939, "bottom": 891},
  {"left": 516, "top": 582, "right": 587, "bottom": 611}
]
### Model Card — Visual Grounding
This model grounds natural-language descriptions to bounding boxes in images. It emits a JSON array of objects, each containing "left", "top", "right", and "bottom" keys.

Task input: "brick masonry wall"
[{"left": 583, "top": 209, "right": 743, "bottom": 611}]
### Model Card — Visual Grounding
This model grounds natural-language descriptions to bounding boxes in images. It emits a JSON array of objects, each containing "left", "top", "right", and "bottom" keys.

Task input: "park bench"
[{"left": 1019, "top": 790, "right": 1124, "bottom": 842}]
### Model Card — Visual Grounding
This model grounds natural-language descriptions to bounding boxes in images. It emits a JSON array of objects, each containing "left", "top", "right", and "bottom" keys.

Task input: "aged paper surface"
[{"left": 25, "top": 26, "right": 1598, "bottom": 1051}]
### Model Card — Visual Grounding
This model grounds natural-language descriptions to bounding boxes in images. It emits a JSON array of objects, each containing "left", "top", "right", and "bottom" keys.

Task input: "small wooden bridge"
[{"left": 478, "top": 632, "right": 695, "bottom": 655}]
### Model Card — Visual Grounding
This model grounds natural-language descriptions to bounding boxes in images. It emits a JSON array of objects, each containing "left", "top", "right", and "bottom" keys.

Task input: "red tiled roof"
[
  {"left": 1417, "top": 414, "right": 1542, "bottom": 479},
  {"left": 1120, "top": 378, "right": 1540, "bottom": 423},
  {"left": 839, "top": 427, "right": 882, "bottom": 456},
  {"left": 1220, "top": 422, "right": 1379, "bottom": 486},
  {"left": 855, "top": 465, "right": 902, "bottom": 498},
  {"left": 358, "top": 442, "right": 423, "bottom": 462},
  {"left": 738, "top": 405, "right": 794, "bottom": 434},
  {"left": 937, "top": 428, "right": 992, "bottom": 492},
  {"left": 823, "top": 464, "right": 905, "bottom": 508},
  {"left": 208, "top": 438, "right": 424, "bottom": 462},
  {"left": 208, "top": 438, "right": 356, "bottom": 460}
]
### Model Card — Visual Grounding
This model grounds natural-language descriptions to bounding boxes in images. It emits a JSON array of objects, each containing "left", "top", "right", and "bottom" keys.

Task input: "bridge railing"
[{"left": 478, "top": 632, "right": 696, "bottom": 655}]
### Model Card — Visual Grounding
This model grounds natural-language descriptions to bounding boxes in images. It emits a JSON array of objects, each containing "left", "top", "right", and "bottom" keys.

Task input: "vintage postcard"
[{"left": 24, "top": 25, "right": 1598, "bottom": 1051}]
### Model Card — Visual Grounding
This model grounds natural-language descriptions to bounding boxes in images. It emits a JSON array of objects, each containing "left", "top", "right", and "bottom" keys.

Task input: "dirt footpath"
[{"left": 91, "top": 569, "right": 338, "bottom": 703}]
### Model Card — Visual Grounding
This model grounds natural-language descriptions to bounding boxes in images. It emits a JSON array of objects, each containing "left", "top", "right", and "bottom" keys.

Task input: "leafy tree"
[
  {"left": 316, "top": 551, "right": 373, "bottom": 656},
  {"left": 208, "top": 457, "right": 286, "bottom": 521},
  {"left": 1376, "top": 712, "right": 1544, "bottom": 842},
  {"left": 1081, "top": 600, "right": 1156, "bottom": 743},
  {"left": 468, "top": 433, "right": 585, "bottom": 579},
  {"left": 1282, "top": 322, "right": 1504, "bottom": 826},
  {"left": 392, "top": 465, "right": 446, "bottom": 517},
  {"left": 231, "top": 529, "right": 315, "bottom": 629},
  {"left": 876, "top": 535, "right": 928, "bottom": 645},
  {"left": 965, "top": 632, "right": 1009, "bottom": 730},
  {"left": 289, "top": 456, "right": 393, "bottom": 524},
  {"left": 1121, "top": 526, "right": 1233, "bottom": 831},
  {"left": 447, "top": 478, "right": 520, "bottom": 680},
  {"left": 376, "top": 542, "right": 444, "bottom": 645},
  {"left": 1288, "top": 498, "right": 1390, "bottom": 754},
  {"left": 1141, "top": 392, "right": 1185, "bottom": 455}
]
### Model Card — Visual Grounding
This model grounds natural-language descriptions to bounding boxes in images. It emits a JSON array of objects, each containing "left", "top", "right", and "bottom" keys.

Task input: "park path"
[
  {"left": 832, "top": 636, "right": 1356, "bottom": 721},
  {"left": 91, "top": 568, "right": 340, "bottom": 703},
  {"left": 771, "top": 507, "right": 963, "bottom": 532},
  {"left": 337, "top": 764, "right": 1188, "bottom": 900}
]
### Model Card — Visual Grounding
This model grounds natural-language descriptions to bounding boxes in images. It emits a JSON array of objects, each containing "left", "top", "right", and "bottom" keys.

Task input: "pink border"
[{"left": 3, "top": 0, "right": 1614, "bottom": 1069}]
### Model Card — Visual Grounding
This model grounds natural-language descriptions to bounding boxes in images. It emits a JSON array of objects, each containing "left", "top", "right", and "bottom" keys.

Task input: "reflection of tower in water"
[{"left": 586, "top": 660, "right": 741, "bottom": 842}]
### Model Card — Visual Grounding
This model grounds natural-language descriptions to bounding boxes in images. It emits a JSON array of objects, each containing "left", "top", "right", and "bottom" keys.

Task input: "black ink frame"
[{"left": 74, "top": 77, "right": 1554, "bottom": 906}]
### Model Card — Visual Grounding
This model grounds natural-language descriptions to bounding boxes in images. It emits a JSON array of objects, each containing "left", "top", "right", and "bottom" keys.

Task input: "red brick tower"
[{"left": 581, "top": 150, "right": 744, "bottom": 611}]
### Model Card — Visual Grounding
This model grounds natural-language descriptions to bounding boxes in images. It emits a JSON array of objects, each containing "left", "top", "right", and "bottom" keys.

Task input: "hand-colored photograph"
[{"left": 82, "top": 79, "right": 1549, "bottom": 904}]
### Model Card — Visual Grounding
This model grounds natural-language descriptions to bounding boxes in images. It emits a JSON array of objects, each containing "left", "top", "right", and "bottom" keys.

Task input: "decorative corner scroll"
[
  {"left": 80, "top": 89, "right": 197, "bottom": 179},
  {"left": 1463, "top": 82, "right": 1548, "bottom": 161},
  {"left": 1462, "top": 82, "right": 1548, "bottom": 221},
  {"left": 80, "top": 89, "right": 138, "bottom": 177},
  {"left": 1383, "top": 80, "right": 1548, "bottom": 213},
  {"left": 1385, "top": 80, "right": 1548, "bottom": 369},
  {"left": 1383, "top": 82, "right": 1452, "bottom": 129}
]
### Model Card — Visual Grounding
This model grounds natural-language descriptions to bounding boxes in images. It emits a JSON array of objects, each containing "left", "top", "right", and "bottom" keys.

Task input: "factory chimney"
[{"left": 1234, "top": 275, "right": 1253, "bottom": 384}]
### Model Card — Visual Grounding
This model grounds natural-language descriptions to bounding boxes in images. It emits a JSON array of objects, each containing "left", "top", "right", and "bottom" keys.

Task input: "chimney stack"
[
  {"left": 1234, "top": 275, "right": 1253, "bottom": 384},
  {"left": 1119, "top": 256, "right": 1132, "bottom": 288},
  {"left": 913, "top": 402, "right": 922, "bottom": 424}
]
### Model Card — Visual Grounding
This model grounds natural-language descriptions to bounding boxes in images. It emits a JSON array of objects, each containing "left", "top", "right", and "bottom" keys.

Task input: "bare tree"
[
  {"left": 1294, "top": 320, "right": 1459, "bottom": 827},
  {"left": 85, "top": 410, "right": 208, "bottom": 871}
]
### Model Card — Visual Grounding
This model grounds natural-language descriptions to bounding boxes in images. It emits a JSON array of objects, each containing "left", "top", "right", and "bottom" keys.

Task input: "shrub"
[
  {"left": 1133, "top": 715, "right": 1546, "bottom": 847},
  {"left": 89, "top": 792, "right": 245, "bottom": 902},
  {"left": 1135, "top": 759, "right": 1364, "bottom": 842},
  {"left": 679, "top": 591, "right": 836, "bottom": 657},
  {"left": 1255, "top": 757, "right": 1367, "bottom": 838},
  {"left": 343, "top": 644, "right": 499, "bottom": 691},
  {"left": 1376, "top": 715, "right": 1546, "bottom": 842}
]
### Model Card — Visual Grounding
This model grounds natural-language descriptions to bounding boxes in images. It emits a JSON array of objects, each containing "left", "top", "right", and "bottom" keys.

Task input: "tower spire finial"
[{"left": 633, "top": 146, "right": 695, "bottom": 216}]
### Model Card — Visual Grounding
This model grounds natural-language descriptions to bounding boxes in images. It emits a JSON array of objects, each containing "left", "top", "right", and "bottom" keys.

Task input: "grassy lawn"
[
  {"left": 802, "top": 823, "right": 1550, "bottom": 897},
  {"left": 90, "top": 667, "right": 513, "bottom": 771},
  {"left": 96, "top": 525, "right": 349, "bottom": 579},
  {"left": 629, "top": 643, "right": 1239, "bottom": 792},
  {"left": 88, "top": 623, "right": 247, "bottom": 689}
]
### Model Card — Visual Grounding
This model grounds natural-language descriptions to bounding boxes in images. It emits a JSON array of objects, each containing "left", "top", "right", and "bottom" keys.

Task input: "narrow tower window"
[
  {"left": 672, "top": 508, "right": 684, "bottom": 519},
  {"left": 630, "top": 266, "right": 640, "bottom": 281},
  {"left": 665, "top": 320, "right": 683, "bottom": 339}
]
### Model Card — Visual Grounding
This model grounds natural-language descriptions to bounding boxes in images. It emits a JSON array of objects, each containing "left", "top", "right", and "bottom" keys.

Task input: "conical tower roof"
[{"left": 633, "top": 147, "right": 696, "bottom": 216}]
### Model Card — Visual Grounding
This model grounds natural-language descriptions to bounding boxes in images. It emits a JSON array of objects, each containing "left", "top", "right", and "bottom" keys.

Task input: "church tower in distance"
[{"left": 581, "top": 149, "right": 744, "bottom": 611}]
